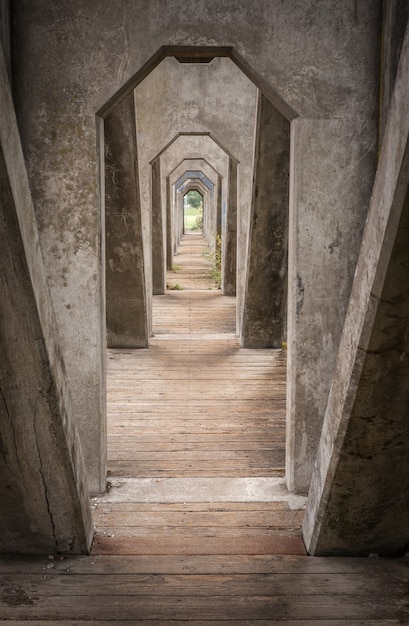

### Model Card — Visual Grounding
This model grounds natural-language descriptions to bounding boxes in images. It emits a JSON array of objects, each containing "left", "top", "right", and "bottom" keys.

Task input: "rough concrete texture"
[
  {"left": 242, "top": 94, "right": 290, "bottom": 348},
  {"left": 286, "top": 115, "right": 378, "bottom": 494},
  {"left": 12, "top": 0, "right": 381, "bottom": 498},
  {"left": 0, "top": 48, "right": 93, "bottom": 553},
  {"left": 105, "top": 94, "right": 148, "bottom": 347},
  {"left": 303, "top": 22, "right": 409, "bottom": 555}
]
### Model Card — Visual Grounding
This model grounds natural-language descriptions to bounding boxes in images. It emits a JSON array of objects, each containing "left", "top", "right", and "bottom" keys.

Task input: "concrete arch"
[
  {"left": 7, "top": 6, "right": 384, "bottom": 554},
  {"left": 100, "top": 42, "right": 378, "bottom": 499},
  {"left": 176, "top": 178, "right": 212, "bottom": 243},
  {"left": 150, "top": 133, "right": 231, "bottom": 295},
  {"left": 97, "top": 47, "right": 298, "bottom": 123}
]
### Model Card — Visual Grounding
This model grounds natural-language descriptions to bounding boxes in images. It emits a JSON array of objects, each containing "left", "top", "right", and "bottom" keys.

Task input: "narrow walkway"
[
  {"left": 94, "top": 232, "right": 301, "bottom": 557},
  {"left": 1, "top": 234, "right": 407, "bottom": 622}
]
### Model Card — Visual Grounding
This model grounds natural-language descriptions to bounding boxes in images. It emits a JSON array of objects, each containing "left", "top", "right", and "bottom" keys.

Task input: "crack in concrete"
[{"left": 33, "top": 393, "right": 57, "bottom": 550}]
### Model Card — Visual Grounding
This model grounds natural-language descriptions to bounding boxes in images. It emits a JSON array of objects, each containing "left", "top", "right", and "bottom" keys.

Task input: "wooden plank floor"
[{"left": 1, "top": 233, "right": 408, "bottom": 622}]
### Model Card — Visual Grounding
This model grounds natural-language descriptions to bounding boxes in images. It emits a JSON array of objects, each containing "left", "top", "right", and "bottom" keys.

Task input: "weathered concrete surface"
[
  {"left": 105, "top": 94, "right": 148, "bottom": 348},
  {"left": 303, "top": 23, "right": 409, "bottom": 555},
  {"left": 12, "top": 0, "right": 381, "bottom": 500},
  {"left": 0, "top": 48, "right": 93, "bottom": 553},
  {"left": 97, "top": 477, "right": 306, "bottom": 508},
  {"left": 286, "top": 115, "right": 379, "bottom": 494},
  {"left": 242, "top": 94, "right": 290, "bottom": 348}
]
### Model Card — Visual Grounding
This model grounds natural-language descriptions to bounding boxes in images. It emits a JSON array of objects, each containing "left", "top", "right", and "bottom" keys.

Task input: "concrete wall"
[
  {"left": 12, "top": 0, "right": 381, "bottom": 498},
  {"left": 303, "top": 12, "right": 409, "bottom": 557}
]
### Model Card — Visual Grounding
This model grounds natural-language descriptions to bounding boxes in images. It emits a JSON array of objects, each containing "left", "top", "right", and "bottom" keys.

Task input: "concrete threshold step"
[
  {"left": 96, "top": 477, "right": 306, "bottom": 510},
  {"left": 151, "top": 332, "right": 238, "bottom": 341}
]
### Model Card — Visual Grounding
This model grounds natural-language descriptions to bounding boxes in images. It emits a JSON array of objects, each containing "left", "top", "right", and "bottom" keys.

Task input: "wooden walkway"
[{"left": 0, "top": 233, "right": 408, "bottom": 623}]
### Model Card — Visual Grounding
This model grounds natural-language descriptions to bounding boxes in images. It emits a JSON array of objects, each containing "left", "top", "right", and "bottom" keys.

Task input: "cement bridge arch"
[{"left": 100, "top": 42, "right": 371, "bottom": 501}]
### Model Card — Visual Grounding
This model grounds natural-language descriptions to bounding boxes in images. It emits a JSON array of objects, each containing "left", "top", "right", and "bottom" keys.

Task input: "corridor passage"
[
  {"left": 1, "top": 234, "right": 408, "bottom": 622},
  {"left": 94, "top": 232, "right": 304, "bottom": 556}
]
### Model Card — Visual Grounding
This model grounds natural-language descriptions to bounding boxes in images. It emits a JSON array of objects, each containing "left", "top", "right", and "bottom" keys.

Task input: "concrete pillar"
[
  {"left": 286, "top": 114, "right": 378, "bottom": 494},
  {"left": 222, "top": 157, "right": 237, "bottom": 296},
  {"left": 241, "top": 95, "right": 289, "bottom": 348},
  {"left": 303, "top": 18, "right": 409, "bottom": 557},
  {"left": 0, "top": 49, "right": 93, "bottom": 553},
  {"left": 166, "top": 175, "right": 173, "bottom": 270},
  {"left": 105, "top": 93, "right": 148, "bottom": 348},
  {"left": 151, "top": 157, "right": 166, "bottom": 295}
]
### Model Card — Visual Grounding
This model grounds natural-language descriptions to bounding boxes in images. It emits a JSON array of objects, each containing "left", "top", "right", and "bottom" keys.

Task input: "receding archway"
[{"left": 99, "top": 46, "right": 293, "bottom": 498}]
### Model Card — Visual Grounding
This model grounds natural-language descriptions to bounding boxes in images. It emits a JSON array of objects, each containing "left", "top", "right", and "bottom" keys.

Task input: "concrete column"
[
  {"left": 0, "top": 48, "right": 93, "bottom": 553},
  {"left": 222, "top": 157, "right": 237, "bottom": 296},
  {"left": 286, "top": 115, "right": 378, "bottom": 494},
  {"left": 303, "top": 20, "right": 409, "bottom": 557},
  {"left": 216, "top": 173, "right": 222, "bottom": 242},
  {"left": 151, "top": 157, "right": 166, "bottom": 295},
  {"left": 241, "top": 95, "right": 289, "bottom": 348},
  {"left": 166, "top": 176, "right": 173, "bottom": 270},
  {"left": 105, "top": 94, "right": 148, "bottom": 348}
]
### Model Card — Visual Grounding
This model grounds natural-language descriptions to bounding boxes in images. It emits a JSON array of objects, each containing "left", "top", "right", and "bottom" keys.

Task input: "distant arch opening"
[{"left": 183, "top": 190, "right": 203, "bottom": 234}]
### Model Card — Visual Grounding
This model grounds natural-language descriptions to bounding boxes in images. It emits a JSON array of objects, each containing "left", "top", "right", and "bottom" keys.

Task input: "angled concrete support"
[
  {"left": 0, "top": 48, "right": 93, "bottom": 553},
  {"left": 303, "top": 24, "right": 409, "bottom": 556},
  {"left": 105, "top": 94, "right": 148, "bottom": 348},
  {"left": 151, "top": 156, "right": 166, "bottom": 295},
  {"left": 241, "top": 94, "right": 290, "bottom": 349}
]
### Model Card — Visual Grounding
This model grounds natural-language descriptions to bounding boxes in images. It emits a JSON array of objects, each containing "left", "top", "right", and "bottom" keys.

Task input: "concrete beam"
[
  {"left": 303, "top": 21, "right": 409, "bottom": 556},
  {"left": 105, "top": 93, "right": 148, "bottom": 348},
  {"left": 241, "top": 94, "right": 290, "bottom": 348},
  {"left": 0, "top": 48, "right": 93, "bottom": 553}
]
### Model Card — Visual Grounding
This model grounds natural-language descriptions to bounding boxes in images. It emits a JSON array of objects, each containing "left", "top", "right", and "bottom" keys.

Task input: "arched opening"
[
  {"left": 100, "top": 46, "right": 293, "bottom": 514},
  {"left": 183, "top": 190, "right": 203, "bottom": 234}
]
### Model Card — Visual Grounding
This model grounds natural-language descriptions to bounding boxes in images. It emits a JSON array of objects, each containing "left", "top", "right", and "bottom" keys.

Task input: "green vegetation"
[
  {"left": 184, "top": 190, "right": 203, "bottom": 232},
  {"left": 167, "top": 282, "right": 183, "bottom": 290},
  {"left": 206, "top": 234, "right": 222, "bottom": 289}
]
